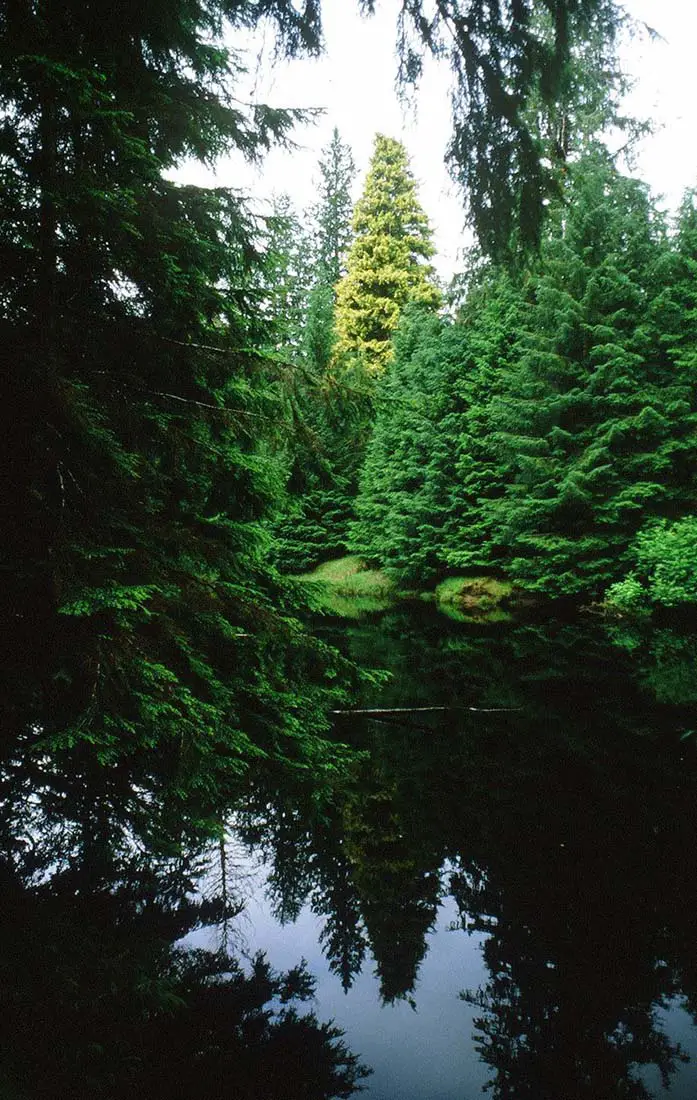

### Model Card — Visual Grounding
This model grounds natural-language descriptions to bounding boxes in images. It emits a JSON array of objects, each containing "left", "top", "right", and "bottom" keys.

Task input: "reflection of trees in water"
[
  {"left": 451, "top": 843, "right": 691, "bottom": 1100},
  {"left": 12, "top": 612, "right": 697, "bottom": 1098},
  {"left": 0, "top": 756, "right": 369, "bottom": 1100},
  {"left": 607, "top": 621, "right": 697, "bottom": 709},
  {"left": 245, "top": 612, "right": 697, "bottom": 1096},
  {"left": 238, "top": 796, "right": 370, "bottom": 993}
]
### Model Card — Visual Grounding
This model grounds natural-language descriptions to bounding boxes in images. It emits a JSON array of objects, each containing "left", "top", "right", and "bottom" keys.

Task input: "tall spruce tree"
[
  {"left": 302, "top": 128, "right": 356, "bottom": 372},
  {"left": 440, "top": 266, "right": 529, "bottom": 573},
  {"left": 485, "top": 150, "right": 697, "bottom": 597},
  {"left": 1, "top": 0, "right": 357, "bottom": 805},
  {"left": 350, "top": 308, "right": 456, "bottom": 581},
  {"left": 655, "top": 189, "right": 697, "bottom": 395},
  {"left": 313, "top": 126, "right": 356, "bottom": 291},
  {"left": 604, "top": 190, "right": 697, "bottom": 610},
  {"left": 272, "top": 132, "right": 362, "bottom": 571},
  {"left": 350, "top": 268, "right": 526, "bottom": 582},
  {"left": 262, "top": 193, "right": 313, "bottom": 359},
  {"left": 334, "top": 134, "right": 441, "bottom": 374}
]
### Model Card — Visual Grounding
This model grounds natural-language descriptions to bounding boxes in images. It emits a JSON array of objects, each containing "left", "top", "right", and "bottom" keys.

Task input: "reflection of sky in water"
[
  {"left": 188, "top": 843, "right": 697, "bottom": 1100},
  {"left": 241, "top": 892, "right": 490, "bottom": 1100},
  {"left": 190, "top": 847, "right": 489, "bottom": 1099},
  {"left": 637, "top": 1000, "right": 697, "bottom": 1100}
]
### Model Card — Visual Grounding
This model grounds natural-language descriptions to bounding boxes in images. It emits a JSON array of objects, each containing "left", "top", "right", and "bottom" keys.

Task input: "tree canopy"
[
  {"left": 334, "top": 134, "right": 441, "bottom": 374},
  {"left": 350, "top": 149, "right": 697, "bottom": 603},
  {"left": 378, "top": 0, "right": 626, "bottom": 255},
  {"left": 1, "top": 0, "right": 358, "bottom": 808}
]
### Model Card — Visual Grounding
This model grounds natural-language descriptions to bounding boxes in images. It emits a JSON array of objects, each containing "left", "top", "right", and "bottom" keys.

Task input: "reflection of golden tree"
[{"left": 344, "top": 784, "right": 442, "bottom": 1003}]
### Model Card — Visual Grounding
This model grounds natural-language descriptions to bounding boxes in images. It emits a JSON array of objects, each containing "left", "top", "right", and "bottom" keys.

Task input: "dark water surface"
[
  {"left": 226, "top": 607, "right": 697, "bottom": 1100},
  {"left": 5, "top": 605, "right": 697, "bottom": 1099}
]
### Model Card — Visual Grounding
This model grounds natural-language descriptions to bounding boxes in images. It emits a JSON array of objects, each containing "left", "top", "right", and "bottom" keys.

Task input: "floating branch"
[{"left": 330, "top": 705, "right": 522, "bottom": 716}]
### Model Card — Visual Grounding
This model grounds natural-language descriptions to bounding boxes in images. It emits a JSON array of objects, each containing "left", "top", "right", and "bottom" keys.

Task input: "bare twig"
[
  {"left": 147, "top": 390, "right": 275, "bottom": 423},
  {"left": 148, "top": 389, "right": 228, "bottom": 412},
  {"left": 160, "top": 336, "right": 243, "bottom": 356},
  {"left": 56, "top": 463, "right": 66, "bottom": 511}
]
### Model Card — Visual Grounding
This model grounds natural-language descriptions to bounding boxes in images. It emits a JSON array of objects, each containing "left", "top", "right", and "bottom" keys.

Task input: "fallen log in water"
[{"left": 330, "top": 705, "right": 522, "bottom": 716}]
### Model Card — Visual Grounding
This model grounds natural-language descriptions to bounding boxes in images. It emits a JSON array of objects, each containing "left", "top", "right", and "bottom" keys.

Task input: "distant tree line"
[{"left": 347, "top": 149, "right": 697, "bottom": 609}]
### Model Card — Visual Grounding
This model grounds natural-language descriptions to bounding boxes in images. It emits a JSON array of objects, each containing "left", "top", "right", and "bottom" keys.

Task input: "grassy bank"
[
  {"left": 435, "top": 576, "right": 514, "bottom": 621},
  {"left": 293, "top": 558, "right": 520, "bottom": 620},
  {"left": 294, "top": 556, "right": 397, "bottom": 618}
]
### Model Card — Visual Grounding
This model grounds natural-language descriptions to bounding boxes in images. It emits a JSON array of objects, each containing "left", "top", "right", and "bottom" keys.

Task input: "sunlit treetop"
[{"left": 334, "top": 134, "right": 441, "bottom": 373}]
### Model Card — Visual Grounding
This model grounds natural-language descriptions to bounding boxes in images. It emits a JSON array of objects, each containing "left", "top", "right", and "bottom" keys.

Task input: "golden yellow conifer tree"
[{"left": 334, "top": 135, "right": 441, "bottom": 373}]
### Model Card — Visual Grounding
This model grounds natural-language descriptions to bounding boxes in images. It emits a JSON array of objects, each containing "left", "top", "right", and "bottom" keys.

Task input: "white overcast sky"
[{"left": 178, "top": 0, "right": 697, "bottom": 280}]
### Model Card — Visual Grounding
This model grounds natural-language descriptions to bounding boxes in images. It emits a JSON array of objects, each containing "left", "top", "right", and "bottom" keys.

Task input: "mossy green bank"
[{"left": 294, "top": 558, "right": 520, "bottom": 620}]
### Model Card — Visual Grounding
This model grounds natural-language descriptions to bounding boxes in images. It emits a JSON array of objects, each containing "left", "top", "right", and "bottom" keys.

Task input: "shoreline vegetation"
[
  {"left": 293, "top": 556, "right": 525, "bottom": 620},
  {"left": 293, "top": 555, "right": 697, "bottom": 622},
  {"left": 292, "top": 556, "right": 398, "bottom": 618}
]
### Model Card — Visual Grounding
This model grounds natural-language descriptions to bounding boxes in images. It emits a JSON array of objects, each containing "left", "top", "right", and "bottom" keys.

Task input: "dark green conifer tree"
[
  {"left": 312, "top": 126, "right": 357, "bottom": 292},
  {"left": 393, "top": 0, "right": 625, "bottom": 256},
  {"left": 1, "top": 0, "right": 355, "bottom": 805},
  {"left": 350, "top": 308, "right": 456, "bottom": 581},
  {"left": 262, "top": 193, "right": 313, "bottom": 359},
  {"left": 440, "top": 267, "right": 529, "bottom": 573},
  {"left": 272, "top": 130, "right": 362, "bottom": 572},
  {"left": 653, "top": 189, "right": 697, "bottom": 407},
  {"left": 604, "top": 190, "right": 697, "bottom": 611},
  {"left": 486, "top": 150, "right": 697, "bottom": 597},
  {"left": 300, "top": 127, "right": 356, "bottom": 372},
  {"left": 350, "top": 270, "right": 525, "bottom": 583}
]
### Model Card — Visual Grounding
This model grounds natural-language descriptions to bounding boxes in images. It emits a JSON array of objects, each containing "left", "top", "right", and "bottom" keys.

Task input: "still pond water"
[
  {"left": 7, "top": 604, "right": 697, "bottom": 1099},
  {"left": 228, "top": 605, "right": 697, "bottom": 1100}
]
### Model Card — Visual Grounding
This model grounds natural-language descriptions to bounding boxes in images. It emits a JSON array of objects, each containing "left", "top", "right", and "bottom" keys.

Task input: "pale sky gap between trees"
[{"left": 175, "top": 0, "right": 697, "bottom": 281}]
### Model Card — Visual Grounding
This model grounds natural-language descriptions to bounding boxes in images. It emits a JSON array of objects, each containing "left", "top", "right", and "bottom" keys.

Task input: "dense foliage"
[
  {"left": 349, "top": 307, "right": 460, "bottom": 581},
  {"left": 606, "top": 519, "right": 697, "bottom": 613},
  {"left": 8, "top": 3, "right": 691, "bottom": 1096},
  {"left": 351, "top": 151, "right": 697, "bottom": 605},
  {"left": 262, "top": 193, "right": 314, "bottom": 357},
  {"left": 1, "top": 0, "right": 362, "bottom": 810},
  {"left": 2, "top": 0, "right": 635, "bottom": 794},
  {"left": 273, "top": 132, "right": 442, "bottom": 573},
  {"left": 269, "top": 131, "right": 366, "bottom": 572}
]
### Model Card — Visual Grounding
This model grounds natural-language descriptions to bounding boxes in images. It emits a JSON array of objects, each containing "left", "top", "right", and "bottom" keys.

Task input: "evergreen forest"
[
  {"left": 275, "top": 139, "right": 697, "bottom": 616},
  {"left": 5, "top": 1, "right": 697, "bottom": 1097}
]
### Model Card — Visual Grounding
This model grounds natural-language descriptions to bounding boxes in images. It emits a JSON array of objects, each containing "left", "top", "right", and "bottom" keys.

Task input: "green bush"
[
  {"left": 606, "top": 518, "right": 697, "bottom": 611},
  {"left": 604, "top": 574, "right": 649, "bottom": 614}
]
